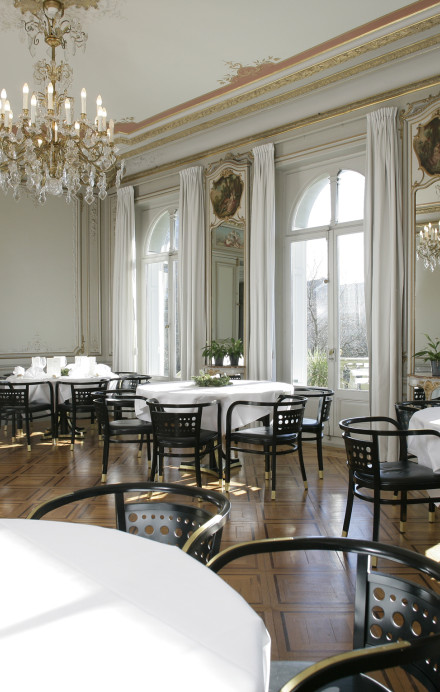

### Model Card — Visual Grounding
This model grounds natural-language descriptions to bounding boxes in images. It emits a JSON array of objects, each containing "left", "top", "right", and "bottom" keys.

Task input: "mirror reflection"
[
  {"left": 211, "top": 221, "right": 244, "bottom": 343},
  {"left": 414, "top": 185, "right": 440, "bottom": 361}
]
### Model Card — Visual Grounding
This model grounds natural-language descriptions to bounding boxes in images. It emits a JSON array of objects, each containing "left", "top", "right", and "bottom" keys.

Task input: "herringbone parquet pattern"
[{"left": 1, "top": 416, "right": 439, "bottom": 690}]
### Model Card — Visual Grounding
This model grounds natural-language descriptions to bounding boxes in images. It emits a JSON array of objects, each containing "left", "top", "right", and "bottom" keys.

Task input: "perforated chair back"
[
  {"left": 28, "top": 481, "right": 230, "bottom": 565},
  {"left": 207, "top": 536, "right": 440, "bottom": 692},
  {"left": 118, "top": 374, "right": 151, "bottom": 390},
  {"left": 395, "top": 399, "right": 440, "bottom": 430}
]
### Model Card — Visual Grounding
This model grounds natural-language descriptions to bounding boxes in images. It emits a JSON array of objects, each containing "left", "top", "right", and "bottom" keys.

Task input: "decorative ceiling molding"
[
  {"left": 116, "top": 11, "right": 440, "bottom": 141},
  {"left": 122, "top": 74, "right": 440, "bottom": 187},
  {"left": 14, "top": 0, "right": 100, "bottom": 12},
  {"left": 119, "top": 30, "right": 440, "bottom": 164}
]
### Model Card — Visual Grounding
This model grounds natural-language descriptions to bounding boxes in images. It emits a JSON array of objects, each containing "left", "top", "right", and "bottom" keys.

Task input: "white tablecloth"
[
  {"left": 135, "top": 379, "right": 295, "bottom": 433},
  {"left": 407, "top": 407, "right": 440, "bottom": 473},
  {"left": 5, "top": 375, "right": 118, "bottom": 404},
  {"left": 0, "top": 518, "right": 270, "bottom": 691}
]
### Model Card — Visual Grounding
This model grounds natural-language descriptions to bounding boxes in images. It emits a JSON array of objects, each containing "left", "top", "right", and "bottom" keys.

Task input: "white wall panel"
[{"left": 0, "top": 194, "right": 80, "bottom": 362}]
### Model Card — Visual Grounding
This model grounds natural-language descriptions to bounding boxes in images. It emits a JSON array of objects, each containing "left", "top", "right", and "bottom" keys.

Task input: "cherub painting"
[
  {"left": 210, "top": 171, "right": 244, "bottom": 220},
  {"left": 414, "top": 116, "right": 440, "bottom": 176}
]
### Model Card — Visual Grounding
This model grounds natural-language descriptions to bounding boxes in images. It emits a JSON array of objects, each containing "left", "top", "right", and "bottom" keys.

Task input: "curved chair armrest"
[
  {"left": 278, "top": 634, "right": 440, "bottom": 692},
  {"left": 206, "top": 536, "right": 440, "bottom": 581},
  {"left": 182, "top": 497, "right": 231, "bottom": 559}
]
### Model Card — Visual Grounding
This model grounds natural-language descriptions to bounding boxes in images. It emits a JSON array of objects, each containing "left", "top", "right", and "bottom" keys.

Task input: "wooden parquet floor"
[{"left": 1, "top": 418, "right": 439, "bottom": 691}]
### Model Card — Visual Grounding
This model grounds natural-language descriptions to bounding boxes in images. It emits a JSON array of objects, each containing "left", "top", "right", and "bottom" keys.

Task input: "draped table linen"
[
  {"left": 407, "top": 407, "right": 440, "bottom": 473},
  {"left": 134, "top": 379, "right": 295, "bottom": 433},
  {"left": 0, "top": 518, "right": 270, "bottom": 692}
]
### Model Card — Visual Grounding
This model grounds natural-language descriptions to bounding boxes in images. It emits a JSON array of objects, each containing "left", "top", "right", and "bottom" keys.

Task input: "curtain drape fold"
[
  {"left": 364, "top": 108, "right": 404, "bottom": 426},
  {"left": 248, "top": 143, "right": 276, "bottom": 381},
  {"left": 112, "top": 186, "right": 137, "bottom": 372},
  {"left": 179, "top": 166, "right": 206, "bottom": 380}
]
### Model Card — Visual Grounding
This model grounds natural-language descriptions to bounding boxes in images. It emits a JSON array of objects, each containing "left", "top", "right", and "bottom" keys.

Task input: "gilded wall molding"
[
  {"left": 118, "top": 15, "right": 440, "bottom": 152},
  {"left": 122, "top": 74, "right": 440, "bottom": 187}
]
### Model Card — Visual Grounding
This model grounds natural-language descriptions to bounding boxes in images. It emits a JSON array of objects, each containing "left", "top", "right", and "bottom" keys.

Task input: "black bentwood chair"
[
  {"left": 224, "top": 396, "right": 307, "bottom": 499},
  {"left": 293, "top": 386, "right": 334, "bottom": 479},
  {"left": 55, "top": 378, "right": 110, "bottom": 449},
  {"left": 93, "top": 394, "right": 153, "bottom": 482},
  {"left": 148, "top": 400, "right": 222, "bottom": 489},
  {"left": 109, "top": 374, "right": 152, "bottom": 419},
  {"left": 339, "top": 416, "right": 440, "bottom": 541},
  {"left": 28, "top": 482, "right": 231, "bottom": 565},
  {"left": 207, "top": 536, "right": 440, "bottom": 692},
  {"left": 0, "top": 380, "right": 55, "bottom": 450}
]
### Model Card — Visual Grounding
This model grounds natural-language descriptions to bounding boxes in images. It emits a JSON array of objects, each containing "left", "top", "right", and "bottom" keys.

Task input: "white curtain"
[
  {"left": 112, "top": 186, "right": 137, "bottom": 372},
  {"left": 364, "top": 108, "right": 404, "bottom": 427},
  {"left": 179, "top": 166, "right": 206, "bottom": 380},
  {"left": 248, "top": 143, "right": 276, "bottom": 381}
]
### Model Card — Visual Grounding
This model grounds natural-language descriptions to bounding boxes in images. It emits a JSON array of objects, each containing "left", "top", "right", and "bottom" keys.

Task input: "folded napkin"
[
  {"left": 24, "top": 367, "right": 49, "bottom": 379},
  {"left": 12, "top": 366, "right": 25, "bottom": 377},
  {"left": 95, "top": 364, "right": 112, "bottom": 376},
  {"left": 32, "top": 357, "right": 47, "bottom": 369}
]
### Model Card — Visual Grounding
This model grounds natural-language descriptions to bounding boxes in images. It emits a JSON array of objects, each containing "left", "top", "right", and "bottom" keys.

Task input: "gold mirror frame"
[
  {"left": 401, "top": 91, "right": 440, "bottom": 388},
  {"left": 205, "top": 154, "right": 251, "bottom": 371}
]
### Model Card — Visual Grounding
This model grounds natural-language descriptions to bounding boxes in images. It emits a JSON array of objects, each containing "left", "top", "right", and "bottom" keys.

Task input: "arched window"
[
  {"left": 289, "top": 168, "right": 368, "bottom": 414},
  {"left": 141, "top": 209, "right": 180, "bottom": 379}
]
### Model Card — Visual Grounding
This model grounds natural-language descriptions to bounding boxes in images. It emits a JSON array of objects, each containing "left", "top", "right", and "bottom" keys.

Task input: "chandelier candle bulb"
[
  {"left": 81, "top": 88, "right": 86, "bottom": 115},
  {"left": 65, "top": 98, "right": 71, "bottom": 124},
  {"left": 30, "top": 93, "right": 36, "bottom": 124},
  {"left": 1, "top": 89, "right": 6, "bottom": 115},
  {"left": 109, "top": 118, "right": 114, "bottom": 142},
  {"left": 96, "top": 94, "right": 102, "bottom": 118},
  {"left": 102, "top": 107, "right": 107, "bottom": 130},
  {"left": 54, "top": 121, "right": 58, "bottom": 142},
  {"left": 47, "top": 82, "right": 54, "bottom": 110},
  {"left": 74, "top": 120, "right": 80, "bottom": 135},
  {"left": 22, "top": 83, "right": 29, "bottom": 111}
]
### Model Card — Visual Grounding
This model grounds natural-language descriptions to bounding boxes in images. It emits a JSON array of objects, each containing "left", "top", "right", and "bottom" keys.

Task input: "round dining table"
[
  {"left": 134, "top": 379, "right": 295, "bottom": 434},
  {"left": 0, "top": 518, "right": 270, "bottom": 691}
]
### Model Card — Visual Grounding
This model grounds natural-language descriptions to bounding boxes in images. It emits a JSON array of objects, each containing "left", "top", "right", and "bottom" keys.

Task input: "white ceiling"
[{"left": 0, "top": 0, "right": 427, "bottom": 130}]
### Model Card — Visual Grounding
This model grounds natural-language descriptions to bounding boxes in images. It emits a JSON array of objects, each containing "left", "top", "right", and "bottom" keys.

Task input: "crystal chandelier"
[
  {"left": 0, "top": 0, "right": 123, "bottom": 204},
  {"left": 416, "top": 222, "right": 440, "bottom": 271}
]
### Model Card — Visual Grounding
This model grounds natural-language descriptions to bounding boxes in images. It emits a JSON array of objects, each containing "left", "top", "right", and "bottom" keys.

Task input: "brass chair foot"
[
  {"left": 399, "top": 520, "right": 406, "bottom": 533},
  {"left": 12, "top": 436, "right": 16, "bottom": 442},
  {"left": 341, "top": 530, "right": 348, "bottom": 537},
  {"left": 137, "top": 450, "right": 142, "bottom": 458},
  {"left": 70, "top": 443, "right": 74, "bottom": 451},
  {"left": 27, "top": 444, "right": 31, "bottom": 452},
  {"left": 303, "top": 481, "right": 308, "bottom": 490},
  {"left": 224, "top": 482, "right": 230, "bottom": 492},
  {"left": 318, "top": 470, "right": 323, "bottom": 480},
  {"left": 371, "top": 556, "right": 378, "bottom": 568},
  {"left": 429, "top": 510, "right": 436, "bottom": 523},
  {"left": 265, "top": 471, "right": 270, "bottom": 480},
  {"left": 271, "top": 490, "right": 276, "bottom": 500},
  {"left": 101, "top": 474, "right": 107, "bottom": 483}
]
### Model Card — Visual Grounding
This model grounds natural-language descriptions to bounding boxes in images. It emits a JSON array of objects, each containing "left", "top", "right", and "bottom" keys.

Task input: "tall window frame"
[
  {"left": 140, "top": 208, "right": 180, "bottom": 380},
  {"left": 288, "top": 166, "right": 368, "bottom": 402}
]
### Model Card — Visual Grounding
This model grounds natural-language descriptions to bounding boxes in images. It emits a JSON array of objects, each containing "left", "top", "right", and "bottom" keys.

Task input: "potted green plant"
[
  {"left": 414, "top": 334, "right": 440, "bottom": 376},
  {"left": 202, "top": 340, "right": 228, "bottom": 366},
  {"left": 226, "top": 338, "right": 243, "bottom": 367}
]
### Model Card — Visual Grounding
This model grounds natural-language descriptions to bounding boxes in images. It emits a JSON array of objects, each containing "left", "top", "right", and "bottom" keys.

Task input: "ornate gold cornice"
[
  {"left": 120, "top": 32, "right": 440, "bottom": 166},
  {"left": 118, "top": 13, "right": 440, "bottom": 147},
  {"left": 122, "top": 73, "right": 440, "bottom": 187}
]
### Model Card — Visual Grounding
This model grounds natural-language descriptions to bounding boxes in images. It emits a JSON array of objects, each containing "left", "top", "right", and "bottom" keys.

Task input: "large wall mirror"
[
  {"left": 403, "top": 93, "right": 440, "bottom": 381},
  {"left": 205, "top": 155, "right": 250, "bottom": 363}
]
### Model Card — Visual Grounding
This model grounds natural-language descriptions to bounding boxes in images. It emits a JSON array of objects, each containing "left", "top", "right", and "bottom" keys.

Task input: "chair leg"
[
  {"left": 429, "top": 501, "right": 436, "bottom": 523},
  {"left": 149, "top": 443, "right": 158, "bottom": 481},
  {"left": 342, "top": 474, "right": 354, "bottom": 537},
  {"left": 372, "top": 489, "right": 381, "bottom": 542},
  {"left": 271, "top": 445, "right": 276, "bottom": 500},
  {"left": 101, "top": 439, "right": 110, "bottom": 483},
  {"left": 296, "top": 440, "right": 308, "bottom": 490},
  {"left": 399, "top": 491, "right": 407, "bottom": 533},
  {"left": 316, "top": 433, "right": 324, "bottom": 479},
  {"left": 25, "top": 414, "right": 31, "bottom": 451},
  {"left": 194, "top": 448, "right": 202, "bottom": 489},
  {"left": 224, "top": 439, "right": 231, "bottom": 491},
  {"left": 137, "top": 433, "right": 143, "bottom": 458},
  {"left": 70, "top": 411, "right": 76, "bottom": 450}
]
